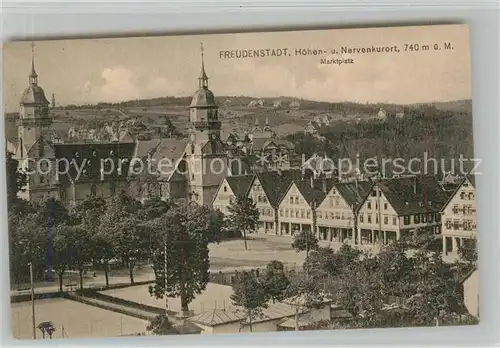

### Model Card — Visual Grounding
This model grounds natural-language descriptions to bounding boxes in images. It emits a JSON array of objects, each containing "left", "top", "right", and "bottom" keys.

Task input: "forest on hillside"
[{"left": 284, "top": 105, "right": 475, "bottom": 176}]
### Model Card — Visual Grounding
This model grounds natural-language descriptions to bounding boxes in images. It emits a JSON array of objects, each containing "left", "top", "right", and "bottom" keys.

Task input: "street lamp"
[{"left": 28, "top": 262, "right": 36, "bottom": 339}]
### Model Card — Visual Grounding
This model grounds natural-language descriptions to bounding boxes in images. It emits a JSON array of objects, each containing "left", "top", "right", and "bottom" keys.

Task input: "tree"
[
  {"left": 129, "top": 171, "right": 161, "bottom": 201},
  {"left": 68, "top": 225, "right": 94, "bottom": 293},
  {"left": 227, "top": 195, "right": 260, "bottom": 250},
  {"left": 283, "top": 271, "right": 324, "bottom": 331},
  {"left": 99, "top": 193, "right": 147, "bottom": 285},
  {"left": 148, "top": 203, "right": 223, "bottom": 315},
  {"left": 5, "top": 150, "right": 27, "bottom": 209},
  {"left": 73, "top": 197, "right": 113, "bottom": 286},
  {"left": 261, "top": 260, "right": 290, "bottom": 303},
  {"left": 291, "top": 230, "right": 319, "bottom": 259},
  {"left": 52, "top": 224, "right": 74, "bottom": 292},
  {"left": 458, "top": 237, "right": 477, "bottom": 267},
  {"left": 9, "top": 211, "right": 47, "bottom": 284},
  {"left": 230, "top": 270, "right": 268, "bottom": 332},
  {"left": 146, "top": 315, "right": 179, "bottom": 335}
]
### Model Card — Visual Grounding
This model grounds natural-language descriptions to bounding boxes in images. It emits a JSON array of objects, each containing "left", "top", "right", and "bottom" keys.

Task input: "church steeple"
[
  {"left": 198, "top": 42, "right": 209, "bottom": 89},
  {"left": 29, "top": 42, "right": 38, "bottom": 86}
]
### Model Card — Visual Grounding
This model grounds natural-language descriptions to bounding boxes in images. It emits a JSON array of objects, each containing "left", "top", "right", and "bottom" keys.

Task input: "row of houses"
[{"left": 212, "top": 170, "right": 476, "bottom": 260}]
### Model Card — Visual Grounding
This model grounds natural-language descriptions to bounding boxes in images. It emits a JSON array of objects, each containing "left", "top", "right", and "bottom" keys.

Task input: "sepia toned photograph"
[{"left": 4, "top": 23, "right": 478, "bottom": 339}]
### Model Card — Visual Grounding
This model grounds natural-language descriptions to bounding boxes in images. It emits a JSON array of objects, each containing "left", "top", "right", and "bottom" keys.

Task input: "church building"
[{"left": 11, "top": 44, "right": 294, "bottom": 208}]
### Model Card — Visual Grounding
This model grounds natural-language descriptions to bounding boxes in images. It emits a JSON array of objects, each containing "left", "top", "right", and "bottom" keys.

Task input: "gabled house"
[
  {"left": 211, "top": 174, "right": 255, "bottom": 214},
  {"left": 212, "top": 169, "right": 302, "bottom": 234},
  {"left": 440, "top": 175, "right": 476, "bottom": 259},
  {"left": 356, "top": 175, "right": 448, "bottom": 246},
  {"left": 277, "top": 177, "right": 326, "bottom": 236},
  {"left": 316, "top": 180, "right": 373, "bottom": 243},
  {"left": 304, "top": 121, "right": 319, "bottom": 135}
]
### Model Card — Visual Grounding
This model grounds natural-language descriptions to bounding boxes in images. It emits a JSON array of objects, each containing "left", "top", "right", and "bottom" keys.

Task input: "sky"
[{"left": 2, "top": 24, "right": 471, "bottom": 112}]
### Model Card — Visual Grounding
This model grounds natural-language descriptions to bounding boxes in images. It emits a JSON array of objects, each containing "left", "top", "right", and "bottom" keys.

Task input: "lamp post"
[
  {"left": 28, "top": 262, "right": 36, "bottom": 339},
  {"left": 164, "top": 240, "right": 169, "bottom": 314}
]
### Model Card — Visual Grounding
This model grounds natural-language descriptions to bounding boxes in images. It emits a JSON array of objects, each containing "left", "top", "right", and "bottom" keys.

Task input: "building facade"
[
  {"left": 356, "top": 175, "right": 447, "bottom": 246},
  {"left": 440, "top": 175, "right": 476, "bottom": 259}
]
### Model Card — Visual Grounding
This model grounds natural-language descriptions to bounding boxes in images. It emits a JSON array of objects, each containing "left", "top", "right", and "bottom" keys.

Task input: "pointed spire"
[
  {"left": 29, "top": 42, "right": 38, "bottom": 86},
  {"left": 198, "top": 42, "right": 208, "bottom": 88},
  {"left": 254, "top": 118, "right": 259, "bottom": 126}
]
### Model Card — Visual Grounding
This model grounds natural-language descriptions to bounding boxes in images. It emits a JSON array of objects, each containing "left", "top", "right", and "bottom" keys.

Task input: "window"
[
  {"left": 414, "top": 214, "right": 421, "bottom": 224},
  {"left": 280, "top": 209, "right": 284, "bottom": 217},
  {"left": 359, "top": 214, "right": 364, "bottom": 223},
  {"left": 223, "top": 186, "right": 227, "bottom": 192},
  {"left": 392, "top": 216, "right": 397, "bottom": 225},
  {"left": 317, "top": 211, "right": 322, "bottom": 218},
  {"left": 453, "top": 220, "right": 460, "bottom": 230},
  {"left": 368, "top": 215, "right": 372, "bottom": 223},
  {"left": 375, "top": 215, "right": 379, "bottom": 224},
  {"left": 300, "top": 209, "right": 305, "bottom": 218},
  {"left": 384, "top": 215, "right": 389, "bottom": 224},
  {"left": 90, "top": 184, "right": 97, "bottom": 196},
  {"left": 335, "top": 198, "right": 340, "bottom": 206},
  {"left": 367, "top": 202, "right": 372, "bottom": 209},
  {"left": 403, "top": 216, "right": 410, "bottom": 225},
  {"left": 468, "top": 192, "right": 474, "bottom": 200},
  {"left": 306, "top": 211, "right": 311, "bottom": 219},
  {"left": 422, "top": 214, "right": 427, "bottom": 223},
  {"left": 427, "top": 213, "right": 433, "bottom": 223},
  {"left": 295, "top": 197, "right": 299, "bottom": 204},
  {"left": 290, "top": 197, "right": 294, "bottom": 204},
  {"left": 291, "top": 209, "right": 295, "bottom": 218},
  {"left": 384, "top": 203, "right": 388, "bottom": 210},
  {"left": 285, "top": 209, "right": 289, "bottom": 217},
  {"left": 445, "top": 220, "right": 452, "bottom": 229}
]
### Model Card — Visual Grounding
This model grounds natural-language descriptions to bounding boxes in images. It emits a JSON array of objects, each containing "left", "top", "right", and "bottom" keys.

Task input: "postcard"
[{"left": 3, "top": 24, "right": 478, "bottom": 339}]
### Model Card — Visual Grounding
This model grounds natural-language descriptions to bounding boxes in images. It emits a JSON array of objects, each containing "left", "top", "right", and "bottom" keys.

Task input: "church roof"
[
  {"left": 20, "top": 85, "right": 50, "bottom": 105},
  {"left": 54, "top": 142, "right": 136, "bottom": 182},
  {"left": 190, "top": 88, "right": 217, "bottom": 108},
  {"left": 134, "top": 138, "right": 188, "bottom": 180}
]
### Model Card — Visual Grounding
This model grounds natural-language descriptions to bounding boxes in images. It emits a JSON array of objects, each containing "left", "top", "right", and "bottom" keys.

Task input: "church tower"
[
  {"left": 188, "top": 43, "right": 221, "bottom": 143},
  {"left": 16, "top": 43, "right": 59, "bottom": 201},
  {"left": 185, "top": 44, "right": 228, "bottom": 206}
]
